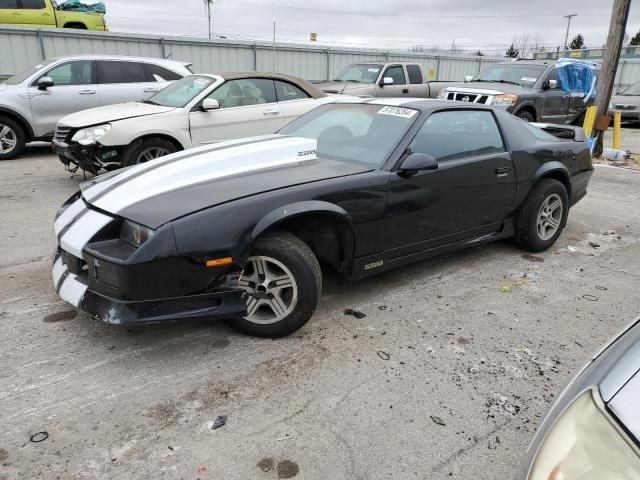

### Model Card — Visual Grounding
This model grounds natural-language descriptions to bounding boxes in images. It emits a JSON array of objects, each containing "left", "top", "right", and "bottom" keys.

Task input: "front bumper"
[
  {"left": 52, "top": 252, "right": 248, "bottom": 325},
  {"left": 53, "top": 140, "right": 120, "bottom": 173}
]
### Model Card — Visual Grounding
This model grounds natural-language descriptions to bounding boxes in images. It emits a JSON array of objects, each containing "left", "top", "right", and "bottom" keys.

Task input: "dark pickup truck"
[
  {"left": 438, "top": 60, "right": 598, "bottom": 124},
  {"left": 314, "top": 62, "right": 452, "bottom": 99}
]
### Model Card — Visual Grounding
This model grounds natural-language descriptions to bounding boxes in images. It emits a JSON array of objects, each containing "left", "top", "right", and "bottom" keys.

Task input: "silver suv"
[{"left": 0, "top": 54, "right": 192, "bottom": 160}]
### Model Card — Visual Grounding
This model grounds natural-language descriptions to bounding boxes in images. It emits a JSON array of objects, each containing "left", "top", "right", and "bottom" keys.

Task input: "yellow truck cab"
[{"left": 0, "top": 0, "right": 106, "bottom": 31}]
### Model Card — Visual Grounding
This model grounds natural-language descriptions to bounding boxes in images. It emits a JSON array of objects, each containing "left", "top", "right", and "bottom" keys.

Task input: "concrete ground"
[{"left": 1, "top": 143, "right": 640, "bottom": 480}]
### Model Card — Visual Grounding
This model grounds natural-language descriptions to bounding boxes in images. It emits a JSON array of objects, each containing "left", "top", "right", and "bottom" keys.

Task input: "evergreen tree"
[
  {"left": 569, "top": 34, "right": 585, "bottom": 50},
  {"left": 630, "top": 30, "right": 640, "bottom": 46},
  {"left": 505, "top": 43, "right": 519, "bottom": 58}
]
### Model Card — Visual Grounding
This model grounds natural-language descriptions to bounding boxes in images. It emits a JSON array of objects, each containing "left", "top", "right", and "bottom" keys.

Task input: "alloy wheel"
[
  {"left": 238, "top": 255, "right": 298, "bottom": 324},
  {"left": 136, "top": 147, "right": 171, "bottom": 163},
  {"left": 536, "top": 193, "right": 563, "bottom": 241},
  {"left": 0, "top": 124, "right": 17, "bottom": 154}
]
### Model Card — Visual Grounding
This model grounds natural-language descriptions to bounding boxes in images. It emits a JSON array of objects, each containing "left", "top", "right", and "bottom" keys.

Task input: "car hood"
[
  {"left": 80, "top": 135, "right": 372, "bottom": 228},
  {"left": 445, "top": 81, "right": 533, "bottom": 95},
  {"left": 59, "top": 102, "right": 177, "bottom": 128},
  {"left": 314, "top": 80, "right": 372, "bottom": 94},
  {"left": 610, "top": 95, "right": 640, "bottom": 108}
]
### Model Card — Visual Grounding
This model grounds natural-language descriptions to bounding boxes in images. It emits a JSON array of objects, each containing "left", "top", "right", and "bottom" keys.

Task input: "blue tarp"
[
  {"left": 57, "top": 0, "right": 106, "bottom": 14},
  {"left": 555, "top": 58, "right": 598, "bottom": 101}
]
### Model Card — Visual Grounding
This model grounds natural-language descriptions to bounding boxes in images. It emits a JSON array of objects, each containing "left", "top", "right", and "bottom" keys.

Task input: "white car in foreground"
[{"left": 53, "top": 73, "right": 337, "bottom": 174}]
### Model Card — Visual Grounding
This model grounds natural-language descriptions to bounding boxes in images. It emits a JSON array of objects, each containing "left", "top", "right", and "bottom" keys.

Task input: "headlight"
[
  {"left": 120, "top": 220, "right": 155, "bottom": 247},
  {"left": 528, "top": 388, "right": 640, "bottom": 479},
  {"left": 71, "top": 124, "right": 112, "bottom": 146},
  {"left": 491, "top": 94, "right": 518, "bottom": 107},
  {"left": 437, "top": 89, "right": 449, "bottom": 99}
]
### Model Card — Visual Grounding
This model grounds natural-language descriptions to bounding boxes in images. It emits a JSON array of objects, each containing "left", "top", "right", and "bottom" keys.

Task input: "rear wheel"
[
  {"left": 122, "top": 137, "right": 177, "bottom": 167},
  {"left": 227, "top": 231, "right": 322, "bottom": 338},
  {"left": 0, "top": 116, "right": 25, "bottom": 160},
  {"left": 514, "top": 179, "right": 568, "bottom": 252}
]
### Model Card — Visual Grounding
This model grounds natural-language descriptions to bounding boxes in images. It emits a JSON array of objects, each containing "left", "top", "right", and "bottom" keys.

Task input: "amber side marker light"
[{"left": 205, "top": 257, "right": 233, "bottom": 267}]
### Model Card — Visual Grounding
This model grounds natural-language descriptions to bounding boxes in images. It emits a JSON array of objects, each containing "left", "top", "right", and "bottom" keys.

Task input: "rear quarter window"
[
  {"left": 406, "top": 65, "right": 423, "bottom": 85},
  {"left": 144, "top": 63, "right": 183, "bottom": 82}
]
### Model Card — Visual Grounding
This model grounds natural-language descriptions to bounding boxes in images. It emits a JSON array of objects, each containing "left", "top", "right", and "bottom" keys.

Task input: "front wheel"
[
  {"left": 514, "top": 179, "right": 569, "bottom": 252},
  {"left": 227, "top": 231, "right": 322, "bottom": 338},
  {"left": 516, "top": 110, "right": 535, "bottom": 122},
  {"left": 122, "top": 137, "right": 177, "bottom": 167}
]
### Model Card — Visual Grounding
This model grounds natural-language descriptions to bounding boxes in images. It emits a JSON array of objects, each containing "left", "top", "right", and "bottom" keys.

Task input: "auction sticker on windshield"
[
  {"left": 377, "top": 106, "right": 418, "bottom": 118},
  {"left": 521, "top": 77, "right": 537, "bottom": 83}
]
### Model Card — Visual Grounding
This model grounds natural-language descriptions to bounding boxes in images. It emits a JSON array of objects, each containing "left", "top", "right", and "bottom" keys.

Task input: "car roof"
[
  {"left": 47, "top": 54, "right": 191, "bottom": 68},
  {"left": 335, "top": 97, "right": 496, "bottom": 112},
  {"left": 188, "top": 72, "right": 327, "bottom": 99}
]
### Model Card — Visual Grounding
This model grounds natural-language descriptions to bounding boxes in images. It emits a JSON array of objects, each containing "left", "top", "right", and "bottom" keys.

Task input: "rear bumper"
[
  {"left": 608, "top": 109, "right": 640, "bottom": 121},
  {"left": 571, "top": 168, "right": 594, "bottom": 207},
  {"left": 52, "top": 253, "right": 248, "bottom": 325}
]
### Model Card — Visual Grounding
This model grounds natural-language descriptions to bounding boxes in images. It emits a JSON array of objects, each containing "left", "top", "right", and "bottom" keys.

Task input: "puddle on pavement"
[
  {"left": 257, "top": 457, "right": 274, "bottom": 472},
  {"left": 211, "top": 337, "right": 230, "bottom": 349},
  {"left": 277, "top": 460, "right": 299, "bottom": 478},
  {"left": 43, "top": 309, "right": 77, "bottom": 323}
]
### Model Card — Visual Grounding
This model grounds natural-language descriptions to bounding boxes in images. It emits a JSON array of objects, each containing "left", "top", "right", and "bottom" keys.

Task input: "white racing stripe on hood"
[
  {"left": 90, "top": 136, "right": 319, "bottom": 216},
  {"left": 82, "top": 134, "right": 283, "bottom": 201},
  {"left": 60, "top": 209, "right": 113, "bottom": 258}
]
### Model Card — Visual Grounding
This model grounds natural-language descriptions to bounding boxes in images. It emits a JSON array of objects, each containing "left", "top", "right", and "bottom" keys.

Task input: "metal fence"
[{"left": 0, "top": 25, "right": 500, "bottom": 82}]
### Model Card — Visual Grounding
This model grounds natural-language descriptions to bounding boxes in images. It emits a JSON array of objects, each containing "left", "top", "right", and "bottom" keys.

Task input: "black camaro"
[{"left": 52, "top": 99, "right": 593, "bottom": 337}]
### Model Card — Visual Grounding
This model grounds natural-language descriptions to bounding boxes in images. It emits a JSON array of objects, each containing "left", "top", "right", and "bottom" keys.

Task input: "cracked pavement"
[{"left": 1, "top": 146, "right": 639, "bottom": 479}]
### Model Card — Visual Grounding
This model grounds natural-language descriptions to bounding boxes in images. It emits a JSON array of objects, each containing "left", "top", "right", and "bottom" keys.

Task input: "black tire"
[
  {"left": 516, "top": 110, "right": 535, "bottom": 122},
  {"left": 514, "top": 179, "right": 569, "bottom": 252},
  {"left": 0, "top": 116, "right": 26, "bottom": 160},
  {"left": 121, "top": 137, "right": 177, "bottom": 167},
  {"left": 227, "top": 231, "right": 322, "bottom": 338}
]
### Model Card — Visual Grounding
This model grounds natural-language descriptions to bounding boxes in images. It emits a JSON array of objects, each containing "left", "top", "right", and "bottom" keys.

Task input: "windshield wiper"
[
  {"left": 475, "top": 79, "right": 522, "bottom": 86},
  {"left": 142, "top": 99, "right": 159, "bottom": 105}
]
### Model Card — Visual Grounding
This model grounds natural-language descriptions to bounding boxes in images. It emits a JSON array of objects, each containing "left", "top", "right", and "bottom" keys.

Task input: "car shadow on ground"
[{"left": 58, "top": 238, "right": 524, "bottom": 360}]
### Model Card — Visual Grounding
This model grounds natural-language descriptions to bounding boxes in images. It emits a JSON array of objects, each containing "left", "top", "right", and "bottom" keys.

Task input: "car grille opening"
[{"left": 54, "top": 125, "right": 72, "bottom": 143}]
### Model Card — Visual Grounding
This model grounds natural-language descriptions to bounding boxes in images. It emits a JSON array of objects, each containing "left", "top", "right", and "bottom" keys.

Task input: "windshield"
[
  {"left": 621, "top": 82, "right": 640, "bottom": 96},
  {"left": 3, "top": 60, "right": 56, "bottom": 85},
  {"left": 145, "top": 75, "right": 216, "bottom": 107},
  {"left": 472, "top": 64, "right": 547, "bottom": 87},
  {"left": 280, "top": 103, "right": 419, "bottom": 167},
  {"left": 334, "top": 64, "right": 383, "bottom": 83}
]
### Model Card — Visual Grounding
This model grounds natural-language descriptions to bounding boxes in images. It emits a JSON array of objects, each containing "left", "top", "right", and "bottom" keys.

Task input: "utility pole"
[
  {"left": 562, "top": 13, "right": 577, "bottom": 55},
  {"left": 272, "top": 22, "right": 276, "bottom": 73},
  {"left": 593, "top": 0, "right": 631, "bottom": 157},
  {"left": 203, "top": 0, "right": 213, "bottom": 39}
]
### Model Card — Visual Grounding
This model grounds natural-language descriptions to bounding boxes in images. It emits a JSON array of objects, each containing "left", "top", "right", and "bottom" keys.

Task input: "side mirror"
[
  {"left": 380, "top": 76, "right": 394, "bottom": 87},
  {"left": 37, "top": 76, "right": 54, "bottom": 91},
  {"left": 201, "top": 98, "right": 220, "bottom": 111},
  {"left": 398, "top": 152, "right": 438, "bottom": 176},
  {"left": 464, "top": 75, "right": 474, "bottom": 83}
]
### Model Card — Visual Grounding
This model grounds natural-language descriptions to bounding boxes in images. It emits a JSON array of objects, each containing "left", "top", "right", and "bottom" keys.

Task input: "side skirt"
[{"left": 349, "top": 219, "right": 514, "bottom": 280}]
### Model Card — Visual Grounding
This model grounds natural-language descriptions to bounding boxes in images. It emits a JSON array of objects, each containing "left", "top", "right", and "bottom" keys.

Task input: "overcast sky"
[{"left": 100, "top": 0, "right": 640, "bottom": 55}]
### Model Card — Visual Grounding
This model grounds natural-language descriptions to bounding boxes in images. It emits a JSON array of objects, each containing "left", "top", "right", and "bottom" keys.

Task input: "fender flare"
[
  {"left": 0, "top": 106, "right": 35, "bottom": 140},
  {"left": 513, "top": 102, "right": 538, "bottom": 120},
  {"left": 251, "top": 200, "right": 353, "bottom": 241},
  {"left": 534, "top": 162, "right": 570, "bottom": 183}
]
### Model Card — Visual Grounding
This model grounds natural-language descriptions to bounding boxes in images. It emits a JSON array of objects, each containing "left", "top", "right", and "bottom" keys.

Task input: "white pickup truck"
[{"left": 314, "top": 62, "right": 452, "bottom": 98}]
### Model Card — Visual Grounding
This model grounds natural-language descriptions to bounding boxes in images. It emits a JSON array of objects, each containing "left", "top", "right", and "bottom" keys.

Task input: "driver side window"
[
  {"left": 40, "top": 61, "right": 94, "bottom": 86},
  {"left": 410, "top": 110, "right": 505, "bottom": 161},
  {"left": 383, "top": 66, "right": 406, "bottom": 85}
]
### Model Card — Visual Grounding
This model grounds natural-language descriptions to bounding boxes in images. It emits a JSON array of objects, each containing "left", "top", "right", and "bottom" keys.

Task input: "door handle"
[
  {"left": 402, "top": 88, "right": 409, "bottom": 94},
  {"left": 495, "top": 166, "right": 512, "bottom": 177},
  {"left": 143, "top": 88, "right": 160, "bottom": 93},
  {"left": 79, "top": 90, "right": 97, "bottom": 95},
  {"left": 262, "top": 109, "right": 280, "bottom": 115}
]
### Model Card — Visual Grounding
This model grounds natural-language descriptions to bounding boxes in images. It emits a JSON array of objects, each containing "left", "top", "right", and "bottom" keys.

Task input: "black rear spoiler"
[{"left": 531, "top": 122, "right": 587, "bottom": 142}]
